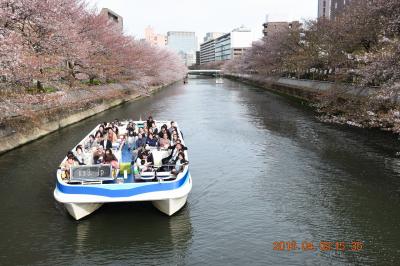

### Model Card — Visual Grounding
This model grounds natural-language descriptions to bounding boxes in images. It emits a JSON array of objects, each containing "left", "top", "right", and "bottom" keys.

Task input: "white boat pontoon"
[{"left": 54, "top": 120, "right": 192, "bottom": 220}]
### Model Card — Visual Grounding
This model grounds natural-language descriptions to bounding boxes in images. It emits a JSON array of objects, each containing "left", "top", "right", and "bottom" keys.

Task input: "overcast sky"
[{"left": 88, "top": 0, "right": 318, "bottom": 42}]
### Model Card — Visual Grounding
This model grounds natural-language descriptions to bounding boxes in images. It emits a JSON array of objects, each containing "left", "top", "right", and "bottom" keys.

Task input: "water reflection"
[{"left": 70, "top": 203, "right": 193, "bottom": 264}]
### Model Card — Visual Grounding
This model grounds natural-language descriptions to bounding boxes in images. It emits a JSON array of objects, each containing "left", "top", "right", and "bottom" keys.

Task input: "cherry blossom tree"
[{"left": 0, "top": 0, "right": 186, "bottom": 92}]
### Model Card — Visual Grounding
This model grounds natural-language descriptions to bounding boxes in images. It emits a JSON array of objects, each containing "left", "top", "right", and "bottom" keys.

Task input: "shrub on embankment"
[
  {"left": 223, "top": 0, "right": 400, "bottom": 133},
  {"left": 0, "top": 0, "right": 186, "bottom": 129}
]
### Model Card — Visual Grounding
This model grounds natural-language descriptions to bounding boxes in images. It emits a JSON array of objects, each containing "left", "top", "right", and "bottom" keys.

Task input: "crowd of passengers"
[{"left": 60, "top": 116, "right": 188, "bottom": 179}]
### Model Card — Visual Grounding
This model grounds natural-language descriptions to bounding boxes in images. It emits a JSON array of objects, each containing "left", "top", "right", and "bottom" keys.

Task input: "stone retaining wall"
[{"left": 0, "top": 82, "right": 169, "bottom": 155}]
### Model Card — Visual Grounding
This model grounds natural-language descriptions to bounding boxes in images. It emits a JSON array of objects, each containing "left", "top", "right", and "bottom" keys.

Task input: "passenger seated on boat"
[
  {"left": 170, "top": 124, "right": 184, "bottom": 140},
  {"left": 93, "top": 146, "right": 105, "bottom": 164},
  {"left": 148, "top": 127, "right": 154, "bottom": 137},
  {"left": 146, "top": 133, "right": 158, "bottom": 147},
  {"left": 158, "top": 126, "right": 171, "bottom": 139},
  {"left": 60, "top": 154, "right": 79, "bottom": 179},
  {"left": 135, "top": 133, "right": 146, "bottom": 148},
  {"left": 146, "top": 116, "right": 154, "bottom": 129},
  {"left": 159, "top": 133, "right": 171, "bottom": 149},
  {"left": 150, "top": 121, "right": 158, "bottom": 136},
  {"left": 136, "top": 151, "right": 153, "bottom": 173},
  {"left": 132, "top": 145, "right": 146, "bottom": 163},
  {"left": 138, "top": 127, "right": 145, "bottom": 135},
  {"left": 171, "top": 152, "right": 188, "bottom": 176},
  {"left": 130, "top": 135, "right": 146, "bottom": 163},
  {"left": 162, "top": 143, "right": 185, "bottom": 166},
  {"left": 95, "top": 125, "right": 105, "bottom": 137},
  {"left": 99, "top": 137, "right": 112, "bottom": 149},
  {"left": 168, "top": 140, "right": 187, "bottom": 153},
  {"left": 74, "top": 145, "right": 86, "bottom": 165},
  {"left": 103, "top": 148, "right": 119, "bottom": 169},
  {"left": 126, "top": 122, "right": 137, "bottom": 150},
  {"left": 106, "top": 128, "right": 118, "bottom": 143},
  {"left": 143, "top": 127, "right": 149, "bottom": 138},
  {"left": 168, "top": 121, "right": 176, "bottom": 134},
  {"left": 112, "top": 125, "right": 119, "bottom": 137},
  {"left": 170, "top": 133, "right": 179, "bottom": 146},
  {"left": 114, "top": 118, "right": 123, "bottom": 127},
  {"left": 94, "top": 132, "right": 103, "bottom": 148},
  {"left": 84, "top": 135, "right": 96, "bottom": 151}
]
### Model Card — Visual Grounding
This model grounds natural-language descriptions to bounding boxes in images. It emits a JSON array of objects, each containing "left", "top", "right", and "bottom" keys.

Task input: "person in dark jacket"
[
  {"left": 100, "top": 138, "right": 112, "bottom": 149},
  {"left": 146, "top": 116, "right": 154, "bottom": 129},
  {"left": 135, "top": 133, "right": 146, "bottom": 148},
  {"left": 146, "top": 133, "right": 157, "bottom": 147}
]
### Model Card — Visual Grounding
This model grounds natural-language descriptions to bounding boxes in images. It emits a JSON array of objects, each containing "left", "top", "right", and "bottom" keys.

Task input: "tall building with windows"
[
  {"left": 330, "top": 0, "right": 350, "bottom": 19},
  {"left": 200, "top": 39, "right": 217, "bottom": 64},
  {"left": 100, "top": 8, "right": 123, "bottom": 32},
  {"left": 318, "top": 0, "right": 332, "bottom": 19},
  {"left": 318, "top": 0, "right": 350, "bottom": 20},
  {"left": 166, "top": 31, "right": 198, "bottom": 66},
  {"left": 199, "top": 26, "right": 252, "bottom": 64}
]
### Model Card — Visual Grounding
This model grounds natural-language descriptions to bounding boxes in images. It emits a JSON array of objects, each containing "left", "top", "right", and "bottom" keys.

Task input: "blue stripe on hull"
[{"left": 56, "top": 170, "right": 190, "bottom": 197}]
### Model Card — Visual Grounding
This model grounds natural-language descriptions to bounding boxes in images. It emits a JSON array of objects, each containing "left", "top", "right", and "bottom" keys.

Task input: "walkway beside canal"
[{"left": 225, "top": 73, "right": 375, "bottom": 101}]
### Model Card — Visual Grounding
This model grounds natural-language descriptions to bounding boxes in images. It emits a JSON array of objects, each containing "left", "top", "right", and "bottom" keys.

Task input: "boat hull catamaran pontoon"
[{"left": 54, "top": 120, "right": 192, "bottom": 220}]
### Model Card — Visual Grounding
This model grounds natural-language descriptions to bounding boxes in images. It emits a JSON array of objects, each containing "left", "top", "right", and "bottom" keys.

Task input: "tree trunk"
[
  {"left": 36, "top": 80, "right": 44, "bottom": 92},
  {"left": 67, "top": 61, "right": 76, "bottom": 88}
]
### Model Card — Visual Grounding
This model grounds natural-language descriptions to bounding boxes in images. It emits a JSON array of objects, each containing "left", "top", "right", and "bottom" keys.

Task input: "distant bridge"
[{"left": 187, "top": 69, "right": 222, "bottom": 75}]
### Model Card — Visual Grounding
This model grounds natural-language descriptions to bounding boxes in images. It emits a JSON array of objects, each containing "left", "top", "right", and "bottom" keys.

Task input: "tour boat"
[{"left": 54, "top": 120, "right": 192, "bottom": 220}]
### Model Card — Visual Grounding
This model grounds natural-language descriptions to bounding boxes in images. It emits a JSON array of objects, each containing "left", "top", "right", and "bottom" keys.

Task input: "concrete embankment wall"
[
  {"left": 226, "top": 74, "right": 372, "bottom": 102},
  {"left": 0, "top": 82, "right": 169, "bottom": 155}
]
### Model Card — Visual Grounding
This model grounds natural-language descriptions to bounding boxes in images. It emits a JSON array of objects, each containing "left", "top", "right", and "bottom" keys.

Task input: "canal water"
[{"left": 0, "top": 78, "right": 399, "bottom": 265}]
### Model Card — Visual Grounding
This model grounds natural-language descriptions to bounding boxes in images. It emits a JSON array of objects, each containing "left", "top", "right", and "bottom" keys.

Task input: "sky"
[{"left": 88, "top": 0, "right": 318, "bottom": 43}]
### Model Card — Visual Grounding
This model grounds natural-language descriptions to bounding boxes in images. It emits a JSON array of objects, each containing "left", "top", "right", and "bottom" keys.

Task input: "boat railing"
[
  {"left": 136, "top": 163, "right": 188, "bottom": 182},
  {"left": 61, "top": 161, "right": 188, "bottom": 184}
]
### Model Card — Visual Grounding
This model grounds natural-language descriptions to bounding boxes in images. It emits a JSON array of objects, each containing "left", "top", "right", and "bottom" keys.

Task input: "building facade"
[
  {"left": 144, "top": 26, "right": 166, "bottom": 47},
  {"left": 203, "top": 32, "right": 224, "bottom": 43},
  {"left": 167, "top": 31, "right": 198, "bottom": 66},
  {"left": 200, "top": 39, "right": 216, "bottom": 64},
  {"left": 196, "top": 51, "right": 200, "bottom": 65},
  {"left": 100, "top": 8, "right": 123, "bottom": 32},
  {"left": 262, "top": 21, "right": 301, "bottom": 38},
  {"left": 199, "top": 26, "right": 253, "bottom": 64},
  {"left": 318, "top": 0, "right": 350, "bottom": 20}
]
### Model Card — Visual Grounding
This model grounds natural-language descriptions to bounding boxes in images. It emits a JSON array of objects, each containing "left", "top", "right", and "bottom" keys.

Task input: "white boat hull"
[
  {"left": 64, "top": 202, "right": 103, "bottom": 220},
  {"left": 56, "top": 173, "right": 192, "bottom": 220},
  {"left": 152, "top": 195, "right": 188, "bottom": 216}
]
